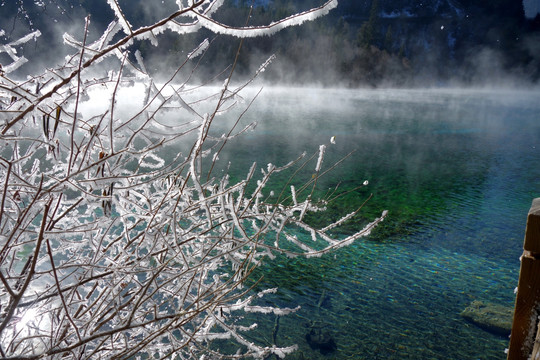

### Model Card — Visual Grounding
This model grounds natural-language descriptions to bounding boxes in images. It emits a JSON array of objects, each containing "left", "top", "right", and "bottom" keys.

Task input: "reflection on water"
[{"left": 212, "top": 88, "right": 540, "bottom": 359}]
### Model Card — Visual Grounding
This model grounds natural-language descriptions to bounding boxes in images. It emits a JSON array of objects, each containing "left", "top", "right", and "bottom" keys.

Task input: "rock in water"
[
  {"left": 461, "top": 300, "right": 513, "bottom": 336},
  {"left": 305, "top": 328, "right": 337, "bottom": 355}
]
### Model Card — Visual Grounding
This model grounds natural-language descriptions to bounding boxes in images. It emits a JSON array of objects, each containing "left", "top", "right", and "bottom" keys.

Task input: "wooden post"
[{"left": 508, "top": 198, "right": 540, "bottom": 360}]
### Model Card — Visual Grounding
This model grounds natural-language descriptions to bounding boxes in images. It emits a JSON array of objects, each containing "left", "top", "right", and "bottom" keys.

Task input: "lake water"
[{"left": 211, "top": 87, "right": 540, "bottom": 359}]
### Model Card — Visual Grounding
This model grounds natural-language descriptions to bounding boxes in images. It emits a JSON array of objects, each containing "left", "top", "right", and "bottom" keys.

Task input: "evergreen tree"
[
  {"left": 384, "top": 25, "right": 393, "bottom": 53},
  {"left": 398, "top": 42, "right": 406, "bottom": 58},
  {"left": 357, "top": 0, "right": 379, "bottom": 48}
]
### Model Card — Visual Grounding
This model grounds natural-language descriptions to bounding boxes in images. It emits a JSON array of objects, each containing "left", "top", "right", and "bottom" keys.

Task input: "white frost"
[
  {"left": 195, "top": 0, "right": 338, "bottom": 38},
  {"left": 187, "top": 38, "right": 209, "bottom": 59},
  {"left": 315, "top": 144, "right": 326, "bottom": 172},
  {"left": 106, "top": 0, "right": 132, "bottom": 34}
]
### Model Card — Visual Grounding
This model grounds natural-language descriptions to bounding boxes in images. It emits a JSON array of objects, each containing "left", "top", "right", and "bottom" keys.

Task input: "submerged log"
[{"left": 461, "top": 300, "right": 513, "bottom": 336}]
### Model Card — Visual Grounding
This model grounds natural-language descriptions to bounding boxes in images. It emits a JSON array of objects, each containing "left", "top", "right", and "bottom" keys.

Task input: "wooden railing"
[{"left": 507, "top": 198, "right": 540, "bottom": 359}]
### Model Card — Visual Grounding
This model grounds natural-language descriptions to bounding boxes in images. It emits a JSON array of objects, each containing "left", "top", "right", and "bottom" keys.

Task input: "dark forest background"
[{"left": 1, "top": 0, "right": 539, "bottom": 86}]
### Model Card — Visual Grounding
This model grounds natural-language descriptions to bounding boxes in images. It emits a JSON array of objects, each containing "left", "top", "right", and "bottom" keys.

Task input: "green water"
[{"left": 210, "top": 87, "right": 540, "bottom": 359}]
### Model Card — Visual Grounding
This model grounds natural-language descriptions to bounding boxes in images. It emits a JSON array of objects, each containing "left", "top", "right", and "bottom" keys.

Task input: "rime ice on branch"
[
  {"left": 0, "top": 1, "right": 385, "bottom": 358},
  {"left": 0, "top": 30, "right": 41, "bottom": 74}
]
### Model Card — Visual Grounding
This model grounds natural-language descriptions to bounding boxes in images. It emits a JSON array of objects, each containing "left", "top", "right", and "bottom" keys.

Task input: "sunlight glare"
[{"left": 17, "top": 307, "right": 38, "bottom": 330}]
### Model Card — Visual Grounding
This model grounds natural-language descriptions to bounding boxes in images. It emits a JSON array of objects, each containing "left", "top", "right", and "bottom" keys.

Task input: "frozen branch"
[{"left": 0, "top": 1, "right": 386, "bottom": 358}]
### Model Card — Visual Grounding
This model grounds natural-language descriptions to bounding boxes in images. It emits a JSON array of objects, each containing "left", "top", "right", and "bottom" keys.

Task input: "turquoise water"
[{"left": 212, "top": 88, "right": 540, "bottom": 359}]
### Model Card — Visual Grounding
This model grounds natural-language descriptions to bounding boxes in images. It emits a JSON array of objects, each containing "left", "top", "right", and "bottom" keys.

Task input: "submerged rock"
[
  {"left": 305, "top": 328, "right": 337, "bottom": 355},
  {"left": 461, "top": 300, "right": 513, "bottom": 336}
]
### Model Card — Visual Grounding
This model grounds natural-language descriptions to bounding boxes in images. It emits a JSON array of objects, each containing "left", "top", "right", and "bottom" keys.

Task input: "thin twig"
[{"left": 46, "top": 239, "right": 83, "bottom": 343}]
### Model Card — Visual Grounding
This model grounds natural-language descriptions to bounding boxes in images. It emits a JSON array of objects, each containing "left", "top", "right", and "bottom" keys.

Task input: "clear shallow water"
[{"left": 211, "top": 87, "right": 540, "bottom": 359}]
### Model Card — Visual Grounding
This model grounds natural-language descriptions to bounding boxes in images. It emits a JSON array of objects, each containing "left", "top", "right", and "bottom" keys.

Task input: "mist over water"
[
  {"left": 62, "top": 76, "right": 540, "bottom": 358},
  {"left": 205, "top": 86, "right": 540, "bottom": 359}
]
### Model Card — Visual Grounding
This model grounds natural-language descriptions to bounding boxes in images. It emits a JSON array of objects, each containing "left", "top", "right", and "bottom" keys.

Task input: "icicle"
[
  {"left": 135, "top": 50, "right": 148, "bottom": 74},
  {"left": 9, "top": 30, "right": 41, "bottom": 46},
  {"left": 298, "top": 198, "right": 309, "bottom": 221},
  {"left": 245, "top": 162, "right": 256, "bottom": 183},
  {"left": 3, "top": 57, "right": 27, "bottom": 74},
  {"left": 96, "top": 20, "right": 122, "bottom": 51},
  {"left": 187, "top": 38, "right": 209, "bottom": 59},
  {"left": 106, "top": 0, "right": 132, "bottom": 34},
  {"left": 291, "top": 186, "right": 297, "bottom": 206},
  {"left": 315, "top": 144, "right": 326, "bottom": 172}
]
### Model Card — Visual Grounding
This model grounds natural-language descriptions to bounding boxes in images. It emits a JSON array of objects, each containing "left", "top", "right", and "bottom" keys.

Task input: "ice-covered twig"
[{"left": 0, "top": 1, "right": 390, "bottom": 358}]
